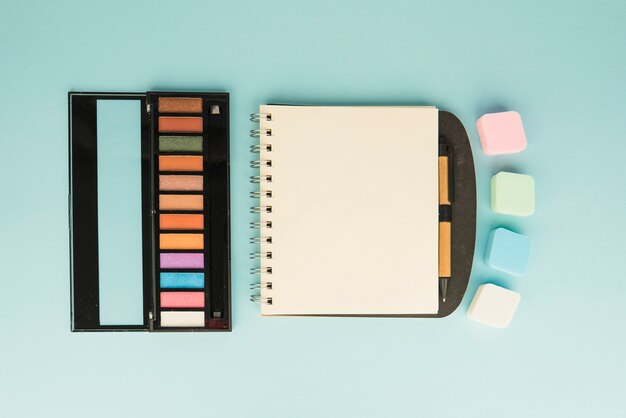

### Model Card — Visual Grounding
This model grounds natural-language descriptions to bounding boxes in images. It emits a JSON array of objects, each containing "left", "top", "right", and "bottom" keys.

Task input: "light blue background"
[
  {"left": 1, "top": 1, "right": 625, "bottom": 417},
  {"left": 96, "top": 100, "right": 144, "bottom": 325}
]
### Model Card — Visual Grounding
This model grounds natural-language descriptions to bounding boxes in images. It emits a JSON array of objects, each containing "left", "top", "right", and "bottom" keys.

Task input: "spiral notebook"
[{"left": 252, "top": 105, "right": 439, "bottom": 315}]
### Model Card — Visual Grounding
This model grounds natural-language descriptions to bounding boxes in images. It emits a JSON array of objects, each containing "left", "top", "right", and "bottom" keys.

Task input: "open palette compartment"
[{"left": 69, "top": 92, "right": 231, "bottom": 332}]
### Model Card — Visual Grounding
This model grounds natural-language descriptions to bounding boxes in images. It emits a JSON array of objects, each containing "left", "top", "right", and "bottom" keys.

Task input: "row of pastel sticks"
[{"left": 155, "top": 97, "right": 212, "bottom": 328}]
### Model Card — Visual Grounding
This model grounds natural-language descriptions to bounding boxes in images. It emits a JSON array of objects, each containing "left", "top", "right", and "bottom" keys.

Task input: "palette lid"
[{"left": 69, "top": 92, "right": 153, "bottom": 331}]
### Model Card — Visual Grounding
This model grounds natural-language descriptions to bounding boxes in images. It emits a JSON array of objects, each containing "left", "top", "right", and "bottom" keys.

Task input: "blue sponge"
[{"left": 485, "top": 228, "right": 532, "bottom": 276}]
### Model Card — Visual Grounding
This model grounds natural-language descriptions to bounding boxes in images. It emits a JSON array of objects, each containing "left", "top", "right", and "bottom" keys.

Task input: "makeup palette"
[{"left": 69, "top": 92, "right": 230, "bottom": 332}]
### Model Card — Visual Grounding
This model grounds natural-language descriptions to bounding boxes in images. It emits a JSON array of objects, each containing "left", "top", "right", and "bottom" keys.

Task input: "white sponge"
[{"left": 467, "top": 284, "right": 521, "bottom": 328}]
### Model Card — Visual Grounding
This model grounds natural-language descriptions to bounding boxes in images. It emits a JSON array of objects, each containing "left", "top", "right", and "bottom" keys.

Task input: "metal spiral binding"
[
  {"left": 250, "top": 281, "right": 272, "bottom": 290},
  {"left": 250, "top": 295, "right": 273, "bottom": 304},
  {"left": 250, "top": 129, "right": 272, "bottom": 138},
  {"left": 250, "top": 175, "right": 272, "bottom": 183},
  {"left": 250, "top": 190, "right": 272, "bottom": 198},
  {"left": 250, "top": 113, "right": 272, "bottom": 122},
  {"left": 251, "top": 144, "right": 272, "bottom": 153},
  {"left": 250, "top": 159, "right": 272, "bottom": 168},
  {"left": 250, "top": 221, "right": 272, "bottom": 229},
  {"left": 250, "top": 206, "right": 272, "bottom": 214},
  {"left": 250, "top": 112, "right": 273, "bottom": 305},
  {"left": 250, "top": 251, "right": 272, "bottom": 259}
]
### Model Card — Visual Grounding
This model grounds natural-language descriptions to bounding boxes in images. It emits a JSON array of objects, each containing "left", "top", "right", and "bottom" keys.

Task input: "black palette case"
[{"left": 69, "top": 92, "right": 231, "bottom": 332}]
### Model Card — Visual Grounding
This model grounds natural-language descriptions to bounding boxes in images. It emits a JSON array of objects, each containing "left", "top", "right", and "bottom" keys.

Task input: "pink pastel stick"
[{"left": 160, "top": 292, "right": 205, "bottom": 308}]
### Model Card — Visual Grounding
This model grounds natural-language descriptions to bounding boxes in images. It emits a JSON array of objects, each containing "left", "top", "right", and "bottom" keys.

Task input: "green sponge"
[{"left": 491, "top": 172, "right": 535, "bottom": 216}]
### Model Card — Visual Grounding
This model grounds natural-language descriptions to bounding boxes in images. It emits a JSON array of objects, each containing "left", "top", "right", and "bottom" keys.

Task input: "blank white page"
[{"left": 258, "top": 106, "right": 438, "bottom": 315}]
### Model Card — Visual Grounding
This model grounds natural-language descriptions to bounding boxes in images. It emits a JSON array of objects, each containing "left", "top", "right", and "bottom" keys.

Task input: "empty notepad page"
[{"left": 260, "top": 106, "right": 439, "bottom": 315}]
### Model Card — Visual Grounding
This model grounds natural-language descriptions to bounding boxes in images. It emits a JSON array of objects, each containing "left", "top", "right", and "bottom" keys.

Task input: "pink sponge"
[{"left": 476, "top": 111, "right": 527, "bottom": 155}]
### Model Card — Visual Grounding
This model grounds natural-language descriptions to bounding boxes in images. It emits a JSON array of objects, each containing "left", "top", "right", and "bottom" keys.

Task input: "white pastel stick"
[{"left": 160, "top": 311, "right": 205, "bottom": 327}]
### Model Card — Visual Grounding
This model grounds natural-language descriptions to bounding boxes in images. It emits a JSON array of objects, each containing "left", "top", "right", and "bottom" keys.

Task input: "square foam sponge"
[
  {"left": 476, "top": 111, "right": 527, "bottom": 155},
  {"left": 491, "top": 171, "right": 535, "bottom": 216},
  {"left": 467, "top": 283, "right": 521, "bottom": 328},
  {"left": 485, "top": 228, "right": 532, "bottom": 276}
]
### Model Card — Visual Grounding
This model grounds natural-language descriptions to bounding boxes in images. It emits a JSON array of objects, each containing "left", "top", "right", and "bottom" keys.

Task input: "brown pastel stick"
[
  {"left": 160, "top": 214, "right": 204, "bottom": 230},
  {"left": 159, "top": 175, "right": 203, "bottom": 191},
  {"left": 159, "top": 194, "right": 204, "bottom": 211},
  {"left": 159, "top": 117, "right": 203, "bottom": 133},
  {"left": 158, "top": 97, "right": 203, "bottom": 113},
  {"left": 160, "top": 233, "right": 204, "bottom": 250},
  {"left": 159, "top": 155, "right": 203, "bottom": 172}
]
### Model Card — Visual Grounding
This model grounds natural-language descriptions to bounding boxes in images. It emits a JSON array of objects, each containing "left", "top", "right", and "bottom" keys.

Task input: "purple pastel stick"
[{"left": 160, "top": 253, "right": 204, "bottom": 269}]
